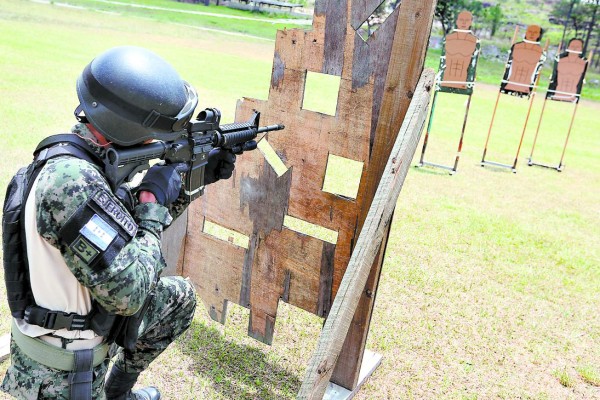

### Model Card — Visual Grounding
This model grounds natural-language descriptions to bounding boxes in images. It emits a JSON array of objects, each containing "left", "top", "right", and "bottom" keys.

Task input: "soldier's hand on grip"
[
  {"left": 138, "top": 163, "right": 188, "bottom": 206},
  {"left": 204, "top": 148, "right": 236, "bottom": 185}
]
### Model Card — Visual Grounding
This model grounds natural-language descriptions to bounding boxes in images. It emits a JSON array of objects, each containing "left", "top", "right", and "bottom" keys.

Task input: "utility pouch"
[
  {"left": 3, "top": 134, "right": 105, "bottom": 320},
  {"left": 2, "top": 165, "right": 36, "bottom": 318},
  {"left": 113, "top": 285, "right": 157, "bottom": 353},
  {"left": 88, "top": 301, "right": 120, "bottom": 337}
]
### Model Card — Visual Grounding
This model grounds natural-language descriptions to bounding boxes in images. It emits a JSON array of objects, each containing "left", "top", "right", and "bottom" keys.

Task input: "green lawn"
[
  {"left": 1, "top": 1, "right": 599, "bottom": 399},
  {"left": 41, "top": 0, "right": 309, "bottom": 39}
]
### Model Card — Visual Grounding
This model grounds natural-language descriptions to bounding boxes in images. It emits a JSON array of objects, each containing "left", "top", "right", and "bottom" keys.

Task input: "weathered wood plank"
[
  {"left": 358, "top": 0, "right": 437, "bottom": 232},
  {"left": 297, "top": 69, "right": 435, "bottom": 399},
  {"left": 161, "top": 209, "right": 188, "bottom": 276},
  {"left": 330, "top": 0, "right": 437, "bottom": 388},
  {"left": 330, "top": 215, "right": 392, "bottom": 389},
  {"left": 322, "top": 0, "right": 348, "bottom": 76}
]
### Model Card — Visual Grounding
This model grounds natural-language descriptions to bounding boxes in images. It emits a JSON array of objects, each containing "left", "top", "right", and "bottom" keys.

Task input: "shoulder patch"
[
  {"left": 91, "top": 191, "right": 137, "bottom": 237},
  {"left": 71, "top": 235, "right": 100, "bottom": 264},
  {"left": 80, "top": 214, "right": 118, "bottom": 251},
  {"left": 60, "top": 189, "right": 138, "bottom": 270}
]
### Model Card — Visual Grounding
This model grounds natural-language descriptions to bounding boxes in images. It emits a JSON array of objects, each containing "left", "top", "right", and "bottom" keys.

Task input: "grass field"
[{"left": 1, "top": 1, "right": 599, "bottom": 399}]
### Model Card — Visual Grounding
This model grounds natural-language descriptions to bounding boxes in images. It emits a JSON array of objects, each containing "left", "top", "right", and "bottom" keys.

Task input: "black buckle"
[{"left": 44, "top": 311, "right": 77, "bottom": 330}]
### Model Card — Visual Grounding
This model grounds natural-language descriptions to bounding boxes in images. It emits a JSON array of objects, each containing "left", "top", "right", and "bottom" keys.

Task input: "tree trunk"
[{"left": 584, "top": 4, "right": 598, "bottom": 54}]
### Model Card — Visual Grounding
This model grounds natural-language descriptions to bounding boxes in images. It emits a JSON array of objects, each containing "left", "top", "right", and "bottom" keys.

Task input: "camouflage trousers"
[{"left": 1, "top": 276, "right": 196, "bottom": 399}]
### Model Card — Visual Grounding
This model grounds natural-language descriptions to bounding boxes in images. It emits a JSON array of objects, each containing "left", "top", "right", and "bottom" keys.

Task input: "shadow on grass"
[
  {"left": 177, "top": 319, "right": 300, "bottom": 399},
  {"left": 412, "top": 164, "right": 454, "bottom": 176},
  {"left": 477, "top": 163, "right": 517, "bottom": 174}
]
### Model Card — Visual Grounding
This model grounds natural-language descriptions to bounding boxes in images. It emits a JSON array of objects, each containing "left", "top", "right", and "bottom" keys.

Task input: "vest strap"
[
  {"left": 24, "top": 306, "right": 89, "bottom": 331},
  {"left": 69, "top": 349, "right": 94, "bottom": 400}
]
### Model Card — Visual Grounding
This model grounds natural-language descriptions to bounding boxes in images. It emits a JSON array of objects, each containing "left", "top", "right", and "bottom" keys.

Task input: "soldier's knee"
[
  {"left": 180, "top": 278, "right": 197, "bottom": 319},
  {"left": 160, "top": 276, "right": 196, "bottom": 327}
]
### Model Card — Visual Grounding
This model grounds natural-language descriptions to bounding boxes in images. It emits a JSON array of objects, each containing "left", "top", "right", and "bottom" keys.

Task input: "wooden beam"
[
  {"left": 297, "top": 69, "right": 434, "bottom": 400},
  {"left": 329, "top": 217, "right": 392, "bottom": 389}
]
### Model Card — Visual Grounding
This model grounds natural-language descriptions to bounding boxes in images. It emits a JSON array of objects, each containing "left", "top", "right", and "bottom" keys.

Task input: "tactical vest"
[{"left": 2, "top": 134, "right": 117, "bottom": 337}]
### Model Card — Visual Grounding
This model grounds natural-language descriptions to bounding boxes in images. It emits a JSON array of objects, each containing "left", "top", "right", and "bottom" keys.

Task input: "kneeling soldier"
[{"left": 1, "top": 46, "right": 236, "bottom": 399}]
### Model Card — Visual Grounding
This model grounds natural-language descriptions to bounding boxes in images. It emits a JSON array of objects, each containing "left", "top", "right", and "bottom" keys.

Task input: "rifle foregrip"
[{"left": 218, "top": 129, "right": 257, "bottom": 148}]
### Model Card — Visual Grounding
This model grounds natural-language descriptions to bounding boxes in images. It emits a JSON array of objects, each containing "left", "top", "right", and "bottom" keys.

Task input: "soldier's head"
[
  {"left": 525, "top": 25, "right": 543, "bottom": 42},
  {"left": 456, "top": 11, "right": 473, "bottom": 30},
  {"left": 567, "top": 38, "right": 584, "bottom": 53},
  {"left": 75, "top": 46, "right": 198, "bottom": 147}
]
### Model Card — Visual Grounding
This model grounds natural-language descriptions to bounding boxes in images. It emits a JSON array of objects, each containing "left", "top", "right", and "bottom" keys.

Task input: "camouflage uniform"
[{"left": 1, "top": 124, "right": 197, "bottom": 399}]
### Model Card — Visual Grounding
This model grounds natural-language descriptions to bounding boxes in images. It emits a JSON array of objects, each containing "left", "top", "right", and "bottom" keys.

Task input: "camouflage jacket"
[{"left": 30, "top": 125, "right": 189, "bottom": 316}]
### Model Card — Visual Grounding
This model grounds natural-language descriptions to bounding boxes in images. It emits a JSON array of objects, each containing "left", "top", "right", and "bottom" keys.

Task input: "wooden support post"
[
  {"left": 297, "top": 69, "right": 434, "bottom": 400},
  {"left": 528, "top": 97, "right": 549, "bottom": 163},
  {"left": 329, "top": 218, "right": 392, "bottom": 390},
  {"left": 558, "top": 102, "right": 580, "bottom": 169},
  {"left": 511, "top": 38, "right": 550, "bottom": 171},
  {"left": 418, "top": 90, "right": 439, "bottom": 166},
  {"left": 452, "top": 94, "right": 473, "bottom": 173},
  {"left": 481, "top": 90, "right": 502, "bottom": 164},
  {"left": 329, "top": 0, "right": 436, "bottom": 389},
  {"left": 512, "top": 92, "right": 537, "bottom": 171}
]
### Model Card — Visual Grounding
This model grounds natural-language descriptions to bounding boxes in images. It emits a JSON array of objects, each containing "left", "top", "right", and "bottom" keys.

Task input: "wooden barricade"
[{"left": 162, "top": 0, "right": 436, "bottom": 395}]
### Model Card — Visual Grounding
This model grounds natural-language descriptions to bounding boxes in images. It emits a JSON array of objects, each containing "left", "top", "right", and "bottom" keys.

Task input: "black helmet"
[{"left": 75, "top": 46, "right": 198, "bottom": 146}]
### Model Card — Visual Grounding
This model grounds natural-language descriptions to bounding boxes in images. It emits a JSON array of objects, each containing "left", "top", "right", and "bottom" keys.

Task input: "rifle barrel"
[{"left": 257, "top": 124, "right": 285, "bottom": 133}]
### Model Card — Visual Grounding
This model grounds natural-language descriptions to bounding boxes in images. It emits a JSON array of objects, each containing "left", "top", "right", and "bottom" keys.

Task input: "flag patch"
[{"left": 80, "top": 214, "right": 118, "bottom": 251}]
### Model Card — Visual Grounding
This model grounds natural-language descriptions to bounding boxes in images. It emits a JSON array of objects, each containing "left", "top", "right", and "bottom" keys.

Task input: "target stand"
[
  {"left": 528, "top": 42, "right": 591, "bottom": 172},
  {"left": 480, "top": 26, "right": 549, "bottom": 173},
  {"left": 418, "top": 89, "right": 474, "bottom": 175},
  {"left": 527, "top": 96, "right": 579, "bottom": 172},
  {"left": 418, "top": 11, "right": 480, "bottom": 175}
]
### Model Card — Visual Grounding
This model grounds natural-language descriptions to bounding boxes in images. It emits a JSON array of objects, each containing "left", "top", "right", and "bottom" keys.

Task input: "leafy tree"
[
  {"left": 551, "top": 0, "right": 589, "bottom": 38},
  {"left": 583, "top": 0, "right": 599, "bottom": 53},
  {"left": 552, "top": 0, "right": 599, "bottom": 53},
  {"left": 483, "top": 4, "right": 503, "bottom": 37},
  {"left": 435, "top": 0, "right": 484, "bottom": 34}
]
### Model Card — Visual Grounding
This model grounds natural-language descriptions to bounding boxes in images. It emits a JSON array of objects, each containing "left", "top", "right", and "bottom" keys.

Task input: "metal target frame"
[
  {"left": 418, "top": 24, "right": 481, "bottom": 175},
  {"left": 527, "top": 47, "right": 592, "bottom": 172},
  {"left": 480, "top": 26, "right": 549, "bottom": 173}
]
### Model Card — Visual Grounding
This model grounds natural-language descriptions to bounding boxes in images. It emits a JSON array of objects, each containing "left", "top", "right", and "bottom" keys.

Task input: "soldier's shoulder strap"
[{"left": 34, "top": 134, "right": 103, "bottom": 168}]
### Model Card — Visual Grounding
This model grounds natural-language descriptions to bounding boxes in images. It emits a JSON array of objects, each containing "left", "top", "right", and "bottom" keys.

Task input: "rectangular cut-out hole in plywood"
[
  {"left": 257, "top": 138, "right": 288, "bottom": 177},
  {"left": 283, "top": 215, "right": 338, "bottom": 244},
  {"left": 203, "top": 219, "right": 250, "bottom": 249},
  {"left": 322, "top": 154, "right": 364, "bottom": 200},
  {"left": 357, "top": 0, "right": 402, "bottom": 41},
  {"left": 302, "top": 71, "right": 341, "bottom": 116}
]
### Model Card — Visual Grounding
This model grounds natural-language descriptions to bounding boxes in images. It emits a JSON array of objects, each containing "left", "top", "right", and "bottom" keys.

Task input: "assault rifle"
[{"left": 104, "top": 108, "right": 284, "bottom": 201}]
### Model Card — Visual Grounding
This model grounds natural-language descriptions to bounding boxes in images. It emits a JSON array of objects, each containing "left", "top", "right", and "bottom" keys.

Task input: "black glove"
[
  {"left": 204, "top": 148, "right": 236, "bottom": 185},
  {"left": 138, "top": 163, "right": 188, "bottom": 206}
]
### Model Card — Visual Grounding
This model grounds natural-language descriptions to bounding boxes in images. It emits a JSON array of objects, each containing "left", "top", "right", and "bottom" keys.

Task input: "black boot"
[{"left": 104, "top": 365, "right": 161, "bottom": 400}]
